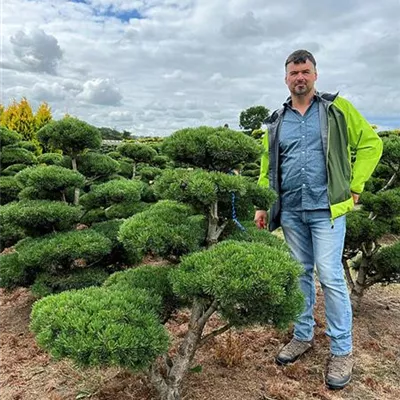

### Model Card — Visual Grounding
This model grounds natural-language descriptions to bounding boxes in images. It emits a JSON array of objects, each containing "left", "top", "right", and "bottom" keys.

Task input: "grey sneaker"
[
  {"left": 325, "top": 353, "right": 354, "bottom": 390},
  {"left": 275, "top": 338, "right": 313, "bottom": 366}
]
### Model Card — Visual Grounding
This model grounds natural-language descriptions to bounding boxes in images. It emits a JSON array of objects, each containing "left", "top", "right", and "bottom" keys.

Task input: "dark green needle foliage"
[
  {"left": 0, "top": 146, "right": 37, "bottom": 169},
  {"left": 118, "top": 200, "right": 206, "bottom": 263},
  {"left": 0, "top": 200, "right": 81, "bottom": 236},
  {"left": 0, "top": 176, "right": 23, "bottom": 204},
  {"left": 77, "top": 152, "right": 120, "bottom": 182},
  {"left": 153, "top": 168, "right": 275, "bottom": 219},
  {"left": 344, "top": 188, "right": 400, "bottom": 309},
  {"left": 14, "top": 229, "right": 112, "bottom": 273},
  {"left": 0, "top": 126, "right": 22, "bottom": 146},
  {"left": 30, "top": 287, "right": 169, "bottom": 371},
  {"left": 15, "top": 165, "right": 85, "bottom": 201},
  {"left": 170, "top": 240, "right": 303, "bottom": 329},
  {"left": 37, "top": 153, "right": 64, "bottom": 166},
  {"left": 37, "top": 117, "right": 102, "bottom": 156},
  {"left": 80, "top": 179, "right": 144, "bottom": 209},
  {"left": 104, "top": 264, "right": 184, "bottom": 322},
  {"left": 161, "top": 126, "right": 261, "bottom": 172},
  {"left": 31, "top": 267, "right": 110, "bottom": 298}
]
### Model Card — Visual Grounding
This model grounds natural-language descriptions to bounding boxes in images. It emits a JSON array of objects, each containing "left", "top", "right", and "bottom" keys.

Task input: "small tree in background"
[
  {"left": 35, "top": 102, "right": 52, "bottom": 132},
  {"left": 76, "top": 152, "right": 120, "bottom": 184},
  {"left": 0, "top": 98, "right": 36, "bottom": 141},
  {"left": 37, "top": 117, "right": 102, "bottom": 205},
  {"left": 117, "top": 142, "right": 158, "bottom": 178},
  {"left": 15, "top": 165, "right": 85, "bottom": 202},
  {"left": 80, "top": 178, "right": 145, "bottom": 222},
  {"left": 239, "top": 105, "right": 269, "bottom": 135}
]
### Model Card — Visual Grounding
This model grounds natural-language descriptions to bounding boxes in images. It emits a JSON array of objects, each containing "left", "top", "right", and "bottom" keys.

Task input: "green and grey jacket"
[{"left": 258, "top": 91, "right": 383, "bottom": 231}]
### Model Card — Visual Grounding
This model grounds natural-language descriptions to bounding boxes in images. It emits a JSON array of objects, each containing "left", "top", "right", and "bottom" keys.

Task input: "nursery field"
[
  {"left": 1, "top": 277, "right": 399, "bottom": 400},
  {"left": 0, "top": 106, "right": 399, "bottom": 400}
]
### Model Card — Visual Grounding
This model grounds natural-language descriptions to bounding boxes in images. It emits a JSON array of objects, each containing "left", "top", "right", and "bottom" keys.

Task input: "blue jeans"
[{"left": 281, "top": 210, "right": 352, "bottom": 356}]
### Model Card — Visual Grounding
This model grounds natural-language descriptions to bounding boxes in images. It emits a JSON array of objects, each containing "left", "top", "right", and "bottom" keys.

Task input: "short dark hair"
[{"left": 285, "top": 50, "right": 316, "bottom": 68}]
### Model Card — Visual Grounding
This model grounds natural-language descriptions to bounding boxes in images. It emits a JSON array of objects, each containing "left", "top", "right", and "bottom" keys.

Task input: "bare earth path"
[{"left": 1, "top": 284, "right": 399, "bottom": 400}]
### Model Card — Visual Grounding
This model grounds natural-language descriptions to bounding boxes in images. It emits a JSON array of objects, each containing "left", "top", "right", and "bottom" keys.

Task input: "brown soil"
[{"left": 1, "top": 283, "right": 400, "bottom": 400}]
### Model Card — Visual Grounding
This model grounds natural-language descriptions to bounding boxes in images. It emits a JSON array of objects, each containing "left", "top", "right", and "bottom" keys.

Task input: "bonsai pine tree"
[
  {"left": 31, "top": 239, "right": 303, "bottom": 400},
  {"left": 29, "top": 125, "right": 300, "bottom": 399},
  {"left": 15, "top": 165, "right": 85, "bottom": 202},
  {"left": 37, "top": 117, "right": 102, "bottom": 204},
  {"left": 156, "top": 126, "right": 276, "bottom": 244},
  {"left": 80, "top": 178, "right": 146, "bottom": 222},
  {"left": 343, "top": 188, "right": 400, "bottom": 310},
  {"left": 117, "top": 142, "right": 157, "bottom": 178},
  {"left": 76, "top": 151, "right": 120, "bottom": 184},
  {"left": 343, "top": 131, "right": 400, "bottom": 310}
]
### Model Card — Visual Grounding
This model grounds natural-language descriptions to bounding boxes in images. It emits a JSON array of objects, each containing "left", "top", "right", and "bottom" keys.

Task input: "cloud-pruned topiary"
[
  {"left": 161, "top": 126, "right": 261, "bottom": 171},
  {"left": 30, "top": 287, "right": 170, "bottom": 371},
  {"left": 118, "top": 200, "right": 206, "bottom": 263},
  {"left": 15, "top": 165, "right": 85, "bottom": 202},
  {"left": 0, "top": 200, "right": 81, "bottom": 236},
  {"left": 31, "top": 240, "right": 302, "bottom": 400}
]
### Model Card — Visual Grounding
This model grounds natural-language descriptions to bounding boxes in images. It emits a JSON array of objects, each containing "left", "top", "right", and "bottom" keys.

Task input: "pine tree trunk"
[
  {"left": 149, "top": 299, "right": 218, "bottom": 400},
  {"left": 132, "top": 162, "right": 136, "bottom": 179},
  {"left": 206, "top": 201, "right": 228, "bottom": 246},
  {"left": 71, "top": 157, "right": 80, "bottom": 205},
  {"left": 351, "top": 256, "right": 368, "bottom": 313}
]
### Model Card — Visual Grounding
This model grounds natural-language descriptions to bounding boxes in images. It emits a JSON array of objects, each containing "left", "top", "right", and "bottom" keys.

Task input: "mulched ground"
[{"left": 1, "top": 282, "right": 399, "bottom": 400}]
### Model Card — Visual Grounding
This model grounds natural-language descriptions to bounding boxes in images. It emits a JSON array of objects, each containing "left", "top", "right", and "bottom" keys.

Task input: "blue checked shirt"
[{"left": 279, "top": 98, "right": 330, "bottom": 211}]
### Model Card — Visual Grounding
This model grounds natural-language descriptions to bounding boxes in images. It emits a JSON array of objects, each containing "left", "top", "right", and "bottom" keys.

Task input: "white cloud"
[
  {"left": 1, "top": 0, "right": 399, "bottom": 134},
  {"left": 109, "top": 110, "right": 133, "bottom": 122},
  {"left": 77, "top": 79, "right": 123, "bottom": 106},
  {"left": 4, "top": 29, "right": 63, "bottom": 74}
]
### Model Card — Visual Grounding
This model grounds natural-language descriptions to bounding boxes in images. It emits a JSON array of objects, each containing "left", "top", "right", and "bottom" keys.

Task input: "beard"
[{"left": 293, "top": 83, "right": 311, "bottom": 96}]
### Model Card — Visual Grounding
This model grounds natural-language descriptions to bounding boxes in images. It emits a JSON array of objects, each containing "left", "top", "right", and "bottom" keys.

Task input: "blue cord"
[
  {"left": 231, "top": 191, "right": 246, "bottom": 231},
  {"left": 228, "top": 170, "right": 246, "bottom": 232}
]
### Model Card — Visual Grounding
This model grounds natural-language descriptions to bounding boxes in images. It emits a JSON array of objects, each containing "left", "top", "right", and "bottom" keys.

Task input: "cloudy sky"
[{"left": 1, "top": 0, "right": 399, "bottom": 136}]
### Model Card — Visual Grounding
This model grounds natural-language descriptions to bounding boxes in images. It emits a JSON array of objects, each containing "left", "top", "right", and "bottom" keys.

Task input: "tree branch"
[
  {"left": 198, "top": 299, "right": 218, "bottom": 327},
  {"left": 215, "top": 219, "right": 229, "bottom": 237},
  {"left": 378, "top": 172, "right": 397, "bottom": 192},
  {"left": 198, "top": 323, "right": 232, "bottom": 348}
]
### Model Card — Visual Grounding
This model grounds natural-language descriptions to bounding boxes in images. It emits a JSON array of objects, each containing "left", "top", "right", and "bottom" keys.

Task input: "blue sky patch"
[
  {"left": 68, "top": 0, "right": 143, "bottom": 22},
  {"left": 96, "top": 7, "right": 143, "bottom": 22}
]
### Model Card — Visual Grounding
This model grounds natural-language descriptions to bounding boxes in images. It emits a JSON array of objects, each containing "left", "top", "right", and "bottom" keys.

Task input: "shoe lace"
[
  {"left": 329, "top": 355, "right": 351, "bottom": 377},
  {"left": 287, "top": 339, "right": 309, "bottom": 352}
]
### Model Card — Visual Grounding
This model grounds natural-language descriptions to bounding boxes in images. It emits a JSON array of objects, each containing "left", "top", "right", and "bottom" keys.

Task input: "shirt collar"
[{"left": 283, "top": 91, "right": 320, "bottom": 108}]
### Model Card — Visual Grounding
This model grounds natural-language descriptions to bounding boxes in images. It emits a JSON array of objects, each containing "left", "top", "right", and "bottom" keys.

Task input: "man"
[{"left": 254, "top": 49, "right": 382, "bottom": 389}]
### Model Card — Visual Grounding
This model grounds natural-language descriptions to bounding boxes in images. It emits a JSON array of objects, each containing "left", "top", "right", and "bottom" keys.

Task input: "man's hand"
[
  {"left": 351, "top": 192, "right": 360, "bottom": 204},
  {"left": 254, "top": 210, "right": 268, "bottom": 229}
]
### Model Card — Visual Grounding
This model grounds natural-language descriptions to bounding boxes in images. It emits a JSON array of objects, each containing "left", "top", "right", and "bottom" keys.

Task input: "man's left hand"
[{"left": 351, "top": 192, "right": 360, "bottom": 204}]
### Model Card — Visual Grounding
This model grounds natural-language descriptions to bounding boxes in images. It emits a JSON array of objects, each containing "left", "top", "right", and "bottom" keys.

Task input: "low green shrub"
[
  {"left": 0, "top": 200, "right": 81, "bottom": 236},
  {"left": 118, "top": 200, "right": 206, "bottom": 263},
  {"left": 171, "top": 240, "right": 304, "bottom": 328},
  {"left": 31, "top": 268, "right": 110, "bottom": 298},
  {"left": 30, "top": 287, "right": 169, "bottom": 370}
]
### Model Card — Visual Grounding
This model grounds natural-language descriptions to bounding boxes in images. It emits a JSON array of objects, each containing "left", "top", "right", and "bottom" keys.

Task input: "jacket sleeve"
[
  {"left": 257, "top": 130, "right": 270, "bottom": 188},
  {"left": 335, "top": 97, "right": 383, "bottom": 194}
]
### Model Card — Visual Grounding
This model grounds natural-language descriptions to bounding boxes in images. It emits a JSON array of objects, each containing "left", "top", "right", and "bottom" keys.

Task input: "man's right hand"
[{"left": 254, "top": 210, "right": 268, "bottom": 230}]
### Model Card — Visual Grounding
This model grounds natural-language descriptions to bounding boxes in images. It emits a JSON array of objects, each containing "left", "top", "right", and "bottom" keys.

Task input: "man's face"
[{"left": 285, "top": 59, "right": 317, "bottom": 96}]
